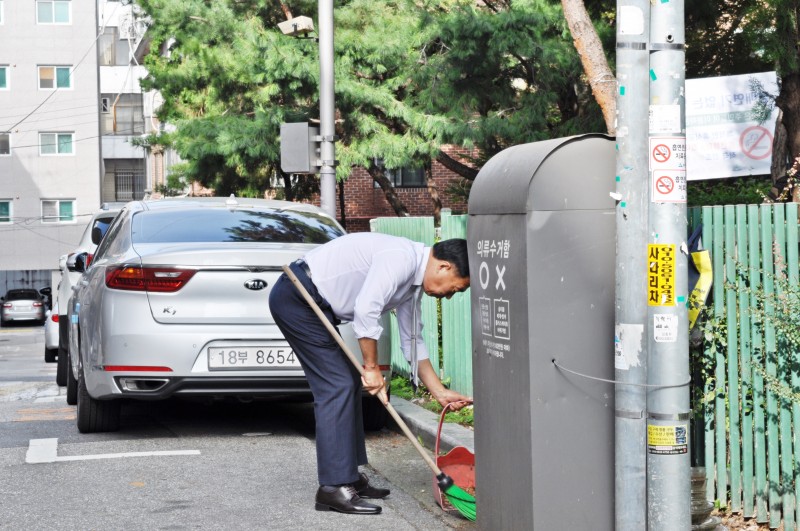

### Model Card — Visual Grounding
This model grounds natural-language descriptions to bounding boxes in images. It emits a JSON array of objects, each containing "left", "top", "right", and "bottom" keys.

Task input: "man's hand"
[
  {"left": 361, "top": 366, "right": 387, "bottom": 402},
  {"left": 432, "top": 389, "right": 473, "bottom": 411},
  {"left": 416, "top": 359, "right": 473, "bottom": 410}
]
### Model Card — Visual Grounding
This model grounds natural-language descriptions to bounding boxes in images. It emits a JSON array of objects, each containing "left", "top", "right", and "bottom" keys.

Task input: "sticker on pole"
[
  {"left": 649, "top": 137, "right": 686, "bottom": 171},
  {"left": 648, "top": 244, "right": 675, "bottom": 306},
  {"left": 652, "top": 170, "right": 687, "bottom": 203},
  {"left": 647, "top": 424, "right": 688, "bottom": 455},
  {"left": 653, "top": 314, "right": 678, "bottom": 343}
]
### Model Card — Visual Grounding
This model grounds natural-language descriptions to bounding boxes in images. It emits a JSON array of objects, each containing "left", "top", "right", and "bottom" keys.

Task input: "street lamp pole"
[{"left": 317, "top": 0, "right": 336, "bottom": 218}]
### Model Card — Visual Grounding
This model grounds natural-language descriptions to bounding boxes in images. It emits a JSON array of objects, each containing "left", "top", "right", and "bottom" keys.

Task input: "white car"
[
  {"left": 68, "top": 197, "right": 391, "bottom": 433},
  {"left": 44, "top": 300, "right": 59, "bottom": 363},
  {"left": 55, "top": 204, "right": 124, "bottom": 386}
]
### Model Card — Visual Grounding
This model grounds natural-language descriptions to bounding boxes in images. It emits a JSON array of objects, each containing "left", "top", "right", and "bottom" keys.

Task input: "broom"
[{"left": 282, "top": 265, "right": 477, "bottom": 521}]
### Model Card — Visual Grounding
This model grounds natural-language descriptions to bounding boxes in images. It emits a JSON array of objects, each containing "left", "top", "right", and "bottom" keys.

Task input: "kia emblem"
[{"left": 244, "top": 279, "right": 268, "bottom": 291}]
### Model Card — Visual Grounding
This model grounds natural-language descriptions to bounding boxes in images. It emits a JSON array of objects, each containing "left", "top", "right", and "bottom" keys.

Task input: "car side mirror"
[
  {"left": 73, "top": 252, "right": 89, "bottom": 273},
  {"left": 91, "top": 226, "right": 103, "bottom": 245}
]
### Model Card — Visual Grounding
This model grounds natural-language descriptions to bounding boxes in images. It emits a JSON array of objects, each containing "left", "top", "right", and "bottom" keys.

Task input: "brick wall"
[{"left": 340, "top": 145, "right": 474, "bottom": 233}]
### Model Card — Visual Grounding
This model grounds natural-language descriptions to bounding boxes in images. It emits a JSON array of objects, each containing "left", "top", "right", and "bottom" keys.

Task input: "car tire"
[
  {"left": 55, "top": 344, "right": 68, "bottom": 386},
  {"left": 362, "top": 384, "right": 391, "bottom": 431},
  {"left": 44, "top": 347, "right": 57, "bottom": 363},
  {"left": 76, "top": 369, "right": 120, "bottom": 433},
  {"left": 65, "top": 352, "right": 78, "bottom": 406}
]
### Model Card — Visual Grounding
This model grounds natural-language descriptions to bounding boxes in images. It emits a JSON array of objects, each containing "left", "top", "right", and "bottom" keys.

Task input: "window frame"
[
  {"left": 41, "top": 199, "right": 76, "bottom": 224},
  {"left": 0, "top": 132, "right": 10, "bottom": 156},
  {"left": 38, "top": 66, "right": 72, "bottom": 90},
  {"left": 0, "top": 200, "right": 11, "bottom": 224},
  {"left": 39, "top": 132, "right": 74, "bottom": 156},
  {"left": 0, "top": 65, "right": 8, "bottom": 90},
  {"left": 36, "top": 0, "right": 71, "bottom": 25},
  {"left": 372, "top": 160, "right": 427, "bottom": 189}
]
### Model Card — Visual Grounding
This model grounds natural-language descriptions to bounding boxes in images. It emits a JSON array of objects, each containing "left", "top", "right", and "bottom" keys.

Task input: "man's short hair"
[{"left": 432, "top": 238, "right": 469, "bottom": 278}]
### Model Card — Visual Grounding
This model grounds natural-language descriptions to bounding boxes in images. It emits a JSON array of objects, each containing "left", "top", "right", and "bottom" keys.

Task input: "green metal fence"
[
  {"left": 698, "top": 203, "right": 800, "bottom": 529},
  {"left": 370, "top": 213, "right": 472, "bottom": 395}
]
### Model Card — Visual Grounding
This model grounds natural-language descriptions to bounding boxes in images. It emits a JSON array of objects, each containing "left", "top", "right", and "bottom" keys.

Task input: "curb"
[{"left": 389, "top": 397, "right": 474, "bottom": 454}]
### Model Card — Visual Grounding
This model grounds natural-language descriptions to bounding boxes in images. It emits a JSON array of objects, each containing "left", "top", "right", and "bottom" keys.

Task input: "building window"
[
  {"left": 39, "top": 133, "right": 74, "bottom": 155},
  {"left": 98, "top": 27, "right": 117, "bottom": 66},
  {"left": 0, "top": 201, "right": 10, "bottom": 224},
  {"left": 38, "top": 66, "right": 71, "bottom": 89},
  {"left": 36, "top": 0, "right": 71, "bottom": 24},
  {"left": 373, "top": 161, "right": 427, "bottom": 188},
  {"left": 100, "top": 97, "right": 110, "bottom": 113},
  {"left": 41, "top": 199, "right": 75, "bottom": 223},
  {"left": 100, "top": 94, "right": 144, "bottom": 135},
  {"left": 115, "top": 167, "right": 145, "bottom": 201},
  {"left": 0, "top": 132, "right": 9, "bottom": 156},
  {"left": 0, "top": 66, "right": 7, "bottom": 89}
]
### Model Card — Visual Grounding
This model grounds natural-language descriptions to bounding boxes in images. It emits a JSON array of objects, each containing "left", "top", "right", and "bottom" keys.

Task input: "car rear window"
[
  {"left": 131, "top": 208, "right": 345, "bottom": 244},
  {"left": 5, "top": 290, "right": 40, "bottom": 301}
]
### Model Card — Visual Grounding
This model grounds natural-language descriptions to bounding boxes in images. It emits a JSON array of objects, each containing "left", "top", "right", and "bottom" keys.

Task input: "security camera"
[{"left": 278, "top": 16, "right": 314, "bottom": 37}]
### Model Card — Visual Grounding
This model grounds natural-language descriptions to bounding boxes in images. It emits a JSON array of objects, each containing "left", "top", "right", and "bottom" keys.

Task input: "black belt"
[{"left": 295, "top": 259, "right": 312, "bottom": 279}]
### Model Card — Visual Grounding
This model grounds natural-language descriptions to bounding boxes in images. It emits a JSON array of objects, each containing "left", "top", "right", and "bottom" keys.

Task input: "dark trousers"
[{"left": 268, "top": 262, "right": 367, "bottom": 486}]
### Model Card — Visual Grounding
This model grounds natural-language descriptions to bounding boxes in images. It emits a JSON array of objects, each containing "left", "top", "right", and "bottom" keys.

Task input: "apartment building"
[
  {"left": 0, "top": 0, "right": 163, "bottom": 291},
  {"left": 0, "top": 0, "right": 101, "bottom": 288}
]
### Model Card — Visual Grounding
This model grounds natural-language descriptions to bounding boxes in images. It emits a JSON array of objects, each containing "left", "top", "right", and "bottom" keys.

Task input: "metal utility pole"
[
  {"left": 614, "top": 1, "right": 650, "bottom": 529},
  {"left": 647, "top": 0, "right": 690, "bottom": 528},
  {"left": 317, "top": 0, "right": 336, "bottom": 218}
]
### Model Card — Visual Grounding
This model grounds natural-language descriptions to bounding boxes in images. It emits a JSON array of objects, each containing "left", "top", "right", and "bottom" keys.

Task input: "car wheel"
[
  {"left": 362, "top": 384, "right": 391, "bottom": 432},
  {"left": 76, "top": 369, "right": 120, "bottom": 433},
  {"left": 55, "top": 344, "right": 68, "bottom": 386},
  {"left": 44, "top": 347, "right": 57, "bottom": 363},
  {"left": 65, "top": 352, "right": 78, "bottom": 406}
]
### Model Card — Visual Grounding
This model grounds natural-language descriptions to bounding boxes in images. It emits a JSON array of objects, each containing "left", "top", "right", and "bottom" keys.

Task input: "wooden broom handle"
[{"left": 282, "top": 264, "right": 443, "bottom": 476}]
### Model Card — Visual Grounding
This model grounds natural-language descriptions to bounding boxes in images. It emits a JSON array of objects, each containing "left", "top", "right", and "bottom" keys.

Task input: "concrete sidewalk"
[{"left": 390, "top": 397, "right": 474, "bottom": 454}]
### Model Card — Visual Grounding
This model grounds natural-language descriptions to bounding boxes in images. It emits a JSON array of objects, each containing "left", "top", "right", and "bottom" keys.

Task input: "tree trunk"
[
  {"left": 281, "top": 172, "right": 294, "bottom": 202},
  {"left": 776, "top": 72, "right": 800, "bottom": 202},
  {"left": 561, "top": 0, "right": 616, "bottom": 135},
  {"left": 770, "top": 108, "right": 788, "bottom": 185},
  {"left": 426, "top": 165, "right": 442, "bottom": 226},
  {"left": 436, "top": 150, "right": 479, "bottom": 180},
  {"left": 367, "top": 165, "right": 410, "bottom": 217}
]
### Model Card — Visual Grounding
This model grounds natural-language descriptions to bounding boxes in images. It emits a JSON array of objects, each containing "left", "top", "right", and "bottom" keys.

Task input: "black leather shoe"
[
  {"left": 315, "top": 485, "right": 382, "bottom": 515},
  {"left": 353, "top": 472, "right": 390, "bottom": 499}
]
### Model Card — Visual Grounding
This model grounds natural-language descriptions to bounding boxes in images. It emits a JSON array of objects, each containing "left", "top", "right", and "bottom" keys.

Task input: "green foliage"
[
  {"left": 390, "top": 374, "right": 474, "bottom": 427},
  {"left": 687, "top": 177, "right": 772, "bottom": 207},
  {"left": 134, "top": 0, "right": 609, "bottom": 200}
]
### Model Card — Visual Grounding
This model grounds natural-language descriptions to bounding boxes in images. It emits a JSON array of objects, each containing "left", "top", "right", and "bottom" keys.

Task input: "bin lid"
[{"left": 468, "top": 134, "right": 615, "bottom": 215}]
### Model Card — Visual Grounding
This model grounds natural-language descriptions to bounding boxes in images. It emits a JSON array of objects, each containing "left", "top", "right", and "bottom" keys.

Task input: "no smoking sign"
[
  {"left": 652, "top": 170, "right": 686, "bottom": 203},
  {"left": 649, "top": 137, "right": 686, "bottom": 171}
]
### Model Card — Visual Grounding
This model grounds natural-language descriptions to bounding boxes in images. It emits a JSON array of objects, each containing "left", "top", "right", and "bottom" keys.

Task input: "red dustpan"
[{"left": 432, "top": 402, "right": 476, "bottom": 513}]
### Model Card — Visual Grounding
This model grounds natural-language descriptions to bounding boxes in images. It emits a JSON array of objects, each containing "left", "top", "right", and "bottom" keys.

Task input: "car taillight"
[
  {"left": 33, "top": 302, "right": 42, "bottom": 307},
  {"left": 51, "top": 313, "right": 59, "bottom": 322},
  {"left": 105, "top": 266, "right": 197, "bottom": 292},
  {"left": 2, "top": 303, "right": 10, "bottom": 308}
]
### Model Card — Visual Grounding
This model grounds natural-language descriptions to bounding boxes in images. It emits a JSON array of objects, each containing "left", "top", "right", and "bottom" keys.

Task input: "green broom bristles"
[{"left": 437, "top": 472, "right": 476, "bottom": 521}]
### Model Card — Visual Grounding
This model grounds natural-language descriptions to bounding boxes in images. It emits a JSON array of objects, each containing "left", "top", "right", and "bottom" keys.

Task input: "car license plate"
[{"left": 207, "top": 346, "right": 301, "bottom": 370}]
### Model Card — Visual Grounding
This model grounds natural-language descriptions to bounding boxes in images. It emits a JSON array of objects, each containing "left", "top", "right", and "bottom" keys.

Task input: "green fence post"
[
  {"left": 736, "top": 205, "right": 754, "bottom": 517},
  {"left": 724, "top": 205, "right": 742, "bottom": 511},
  {"left": 761, "top": 205, "right": 781, "bottom": 528},
  {"left": 774, "top": 205, "right": 796, "bottom": 531},
  {"left": 785, "top": 203, "right": 800, "bottom": 528},
  {"left": 712, "top": 206, "right": 728, "bottom": 506},
  {"left": 749, "top": 204, "right": 768, "bottom": 522}
]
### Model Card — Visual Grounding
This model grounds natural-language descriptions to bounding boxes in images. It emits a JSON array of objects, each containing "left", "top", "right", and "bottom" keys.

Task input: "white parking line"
[{"left": 25, "top": 438, "right": 201, "bottom": 464}]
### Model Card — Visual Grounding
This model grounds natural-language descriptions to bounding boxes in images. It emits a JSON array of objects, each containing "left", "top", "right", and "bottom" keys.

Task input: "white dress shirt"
[{"left": 304, "top": 233, "right": 430, "bottom": 371}]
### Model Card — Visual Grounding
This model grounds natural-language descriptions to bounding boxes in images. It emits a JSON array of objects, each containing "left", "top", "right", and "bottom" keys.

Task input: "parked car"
[
  {"left": 44, "top": 300, "right": 59, "bottom": 362},
  {"left": 1, "top": 289, "right": 46, "bottom": 326},
  {"left": 68, "top": 197, "right": 391, "bottom": 433},
  {"left": 55, "top": 204, "right": 123, "bottom": 386}
]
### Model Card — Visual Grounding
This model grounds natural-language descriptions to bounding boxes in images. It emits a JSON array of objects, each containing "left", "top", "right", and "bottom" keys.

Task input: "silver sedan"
[{"left": 68, "top": 197, "right": 391, "bottom": 433}]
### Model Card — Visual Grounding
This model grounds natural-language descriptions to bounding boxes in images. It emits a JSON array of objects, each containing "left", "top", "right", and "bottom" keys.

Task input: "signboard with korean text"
[
  {"left": 648, "top": 244, "right": 676, "bottom": 306},
  {"left": 686, "top": 71, "right": 778, "bottom": 180}
]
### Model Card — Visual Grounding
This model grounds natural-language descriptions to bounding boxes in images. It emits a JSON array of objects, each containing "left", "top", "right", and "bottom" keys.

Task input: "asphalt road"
[{"left": 0, "top": 325, "right": 473, "bottom": 530}]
